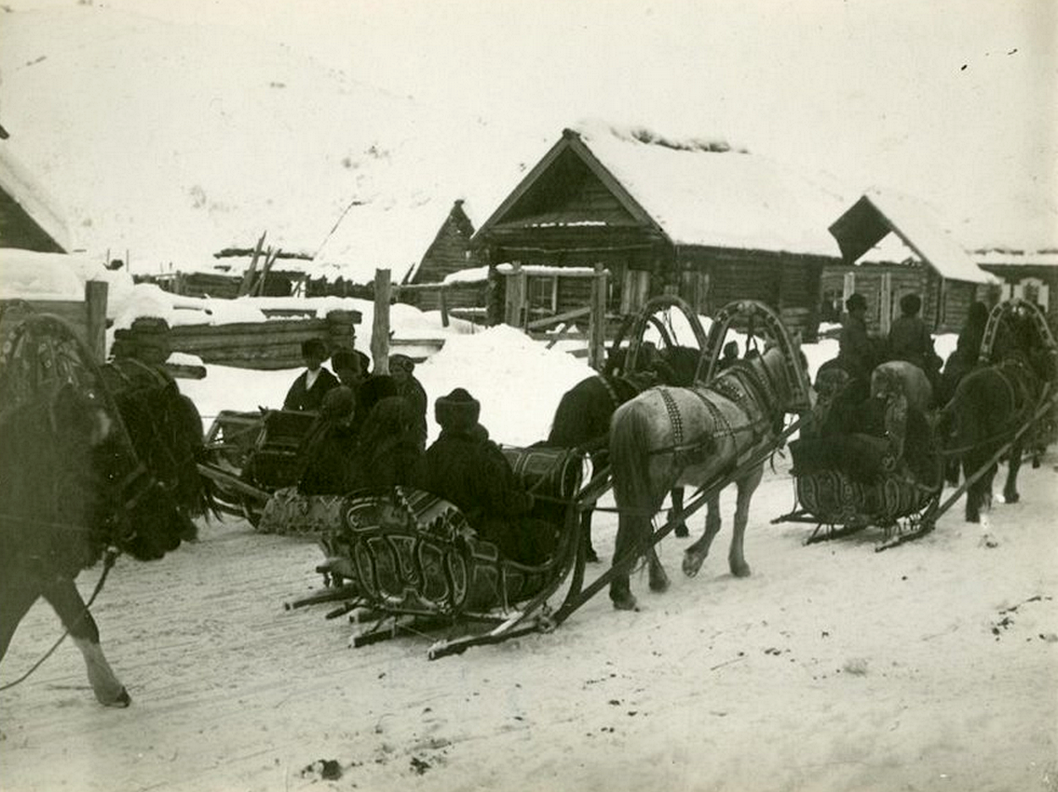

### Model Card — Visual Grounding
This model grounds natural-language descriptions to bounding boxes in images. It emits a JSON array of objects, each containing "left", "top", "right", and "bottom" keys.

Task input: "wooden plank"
[{"left": 526, "top": 305, "right": 591, "bottom": 330}]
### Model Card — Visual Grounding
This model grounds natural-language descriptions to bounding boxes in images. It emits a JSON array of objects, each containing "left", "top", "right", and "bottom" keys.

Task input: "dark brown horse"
[
  {"left": 0, "top": 318, "right": 209, "bottom": 706},
  {"left": 937, "top": 355, "right": 1048, "bottom": 522}
]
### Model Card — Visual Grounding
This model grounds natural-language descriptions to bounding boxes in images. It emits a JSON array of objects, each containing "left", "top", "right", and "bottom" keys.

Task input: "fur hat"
[
  {"left": 389, "top": 354, "right": 415, "bottom": 374},
  {"left": 331, "top": 349, "right": 361, "bottom": 373},
  {"left": 435, "top": 387, "right": 480, "bottom": 433},
  {"left": 845, "top": 293, "right": 868, "bottom": 313}
]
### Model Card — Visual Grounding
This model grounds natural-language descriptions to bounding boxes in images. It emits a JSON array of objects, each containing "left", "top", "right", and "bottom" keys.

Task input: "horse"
[
  {"left": 607, "top": 342, "right": 811, "bottom": 610},
  {"left": 0, "top": 334, "right": 210, "bottom": 707},
  {"left": 547, "top": 345, "right": 702, "bottom": 560},
  {"left": 937, "top": 354, "right": 1047, "bottom": 523}
]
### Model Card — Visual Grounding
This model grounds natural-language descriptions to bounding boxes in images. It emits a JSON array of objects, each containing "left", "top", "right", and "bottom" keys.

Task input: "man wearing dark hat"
[
  {"left": 283, "top": 338, "right": 339, "bottom": 412},
  {"left": 415, "top": 388, "right": 554, "bottom": 565},
  {"left": 389, "top": 354, "right": 428, "bottom": 451},
  {"left": 888, "top": 293, "right": 941, "bottom": 384},
  {"left": 837, "top": 293, "right": 877, "bottom": 384}
]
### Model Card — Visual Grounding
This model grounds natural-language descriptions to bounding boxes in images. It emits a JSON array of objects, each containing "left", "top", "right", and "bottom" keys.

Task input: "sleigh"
[
  {"left": 284, "top": 445, "right": 595, "bottom": 658},
  {"left": 777, "top": 432, "right": 945, "bottom": 550},
  {"left": 199, "top": 408, "right": 318, "bottom": 524}
]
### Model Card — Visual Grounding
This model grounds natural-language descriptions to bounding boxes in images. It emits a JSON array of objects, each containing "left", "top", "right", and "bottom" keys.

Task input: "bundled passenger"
[
  {"left": 347, "top": 396, "right": 423, "bottom": 490},
  {"left": 388, "top": 354, "right": 428, "bottom": 451},
  {"left": 297, "top": 386, "right": 358, "bottom": 495},
  {"left": 413, "top": 388, "right": 555, "bottom": 565}
]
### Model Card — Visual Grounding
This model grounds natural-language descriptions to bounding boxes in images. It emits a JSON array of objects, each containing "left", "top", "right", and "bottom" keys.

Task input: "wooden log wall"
[{"left": 114, "top": 309, "right": 361, "bottom": 370}]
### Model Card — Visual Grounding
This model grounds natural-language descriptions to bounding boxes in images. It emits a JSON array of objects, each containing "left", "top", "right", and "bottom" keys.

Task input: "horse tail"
[{"left": 610, "top": 398, "right": 664, "bottom": 515}]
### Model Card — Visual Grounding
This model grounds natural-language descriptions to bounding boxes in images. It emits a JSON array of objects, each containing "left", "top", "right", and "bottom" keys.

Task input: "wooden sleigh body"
[{"left": 283, "top": 445, "right": 595, "bottom": 659}]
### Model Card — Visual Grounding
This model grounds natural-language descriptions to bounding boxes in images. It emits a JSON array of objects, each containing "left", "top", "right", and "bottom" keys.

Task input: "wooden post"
[
  {"left": 879, "top": 272, "right": 893, "bottom": 335},
  {"left": 85, "top": 280, "right": 108, "bottom": 363},
  {"left": 372, "top": 268, "right": 391, "bottom": 375},
  {"left": 439, "top": 285, "right": 450, "bottom": 328},
  {"left": 504, "top": 262, "right": 527, "bottom": 329},
  {"left": 589, "top": 263, "right": 607, "bottom": 370}
]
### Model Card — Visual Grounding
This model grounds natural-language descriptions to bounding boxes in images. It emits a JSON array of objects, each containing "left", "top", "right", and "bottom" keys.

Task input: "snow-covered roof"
[
  {"left": 829, "top": 189, "right": 995, "bottom": 284},
  {"left": 569, "top": 123, "right": 849, "bottom": 257},
  {"left": 973, "top": 249, "right": 1058, "bottom": 268},
  {"left": 0, "top": 145, "right": 71, "bottom": 252}
]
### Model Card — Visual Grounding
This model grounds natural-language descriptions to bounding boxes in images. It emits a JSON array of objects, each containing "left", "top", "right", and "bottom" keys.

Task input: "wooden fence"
[{"left": 114, "top": 309, "right": 361, "bottom": 370}]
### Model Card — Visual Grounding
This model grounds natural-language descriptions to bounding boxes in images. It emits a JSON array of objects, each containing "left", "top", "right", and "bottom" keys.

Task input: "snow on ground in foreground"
[{"left": 1, "top": 451, "right": 1055, "bottom": 792}]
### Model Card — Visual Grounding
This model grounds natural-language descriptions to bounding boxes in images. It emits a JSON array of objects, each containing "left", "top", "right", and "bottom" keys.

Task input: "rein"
[{"left": 0, "top": 550, "right": 119, "bottom": 692}]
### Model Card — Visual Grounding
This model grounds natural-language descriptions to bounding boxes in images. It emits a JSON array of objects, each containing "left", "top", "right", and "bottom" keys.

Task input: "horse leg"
[
  {"left": 682, "top": 493, "right": 721, "bottom": 578},
  {"left": 582, "top": 508, "right": 600, "bottom": 563},
  {"left": 1002, "top": 439, "right": 1023, "bottom": 504},
  {"left": 668, "top": 487, "right": 689, "bottom": 538},
  {"left": 42, "top": 578, "right": 131, "bottom": 707},
  {"left": 965, "top": 458, "right": 997, "bottom": 524},
  {"left": 0, "top": 570, "right": 42, "bottom": 663},
  {"left": 648, "top": 545, "right": 670, "bottom": 593},
  {"left": 610, "top": 512, "right": 650, "bottom": 611},
  {"left": 728, "top": 466, "right": 764, "bottom": 578}
]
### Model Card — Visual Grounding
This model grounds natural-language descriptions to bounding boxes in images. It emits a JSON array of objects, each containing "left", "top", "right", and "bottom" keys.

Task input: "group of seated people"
[{"left": 280, "top": 339, "right": 554, "bottom": 565}]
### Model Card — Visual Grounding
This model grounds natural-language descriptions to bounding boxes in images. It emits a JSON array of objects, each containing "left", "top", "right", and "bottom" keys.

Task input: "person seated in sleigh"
[
  {"left": 792, "top": 366, "right": 935, "bottom": 488},
  {"left": 413, "top": 388, "right": 556, "bottom": 566}
]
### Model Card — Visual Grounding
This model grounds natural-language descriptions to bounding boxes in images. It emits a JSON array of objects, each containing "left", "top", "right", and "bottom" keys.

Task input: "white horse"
[{"left": 607, "top": 340, "right": 811, "bottom": 611}]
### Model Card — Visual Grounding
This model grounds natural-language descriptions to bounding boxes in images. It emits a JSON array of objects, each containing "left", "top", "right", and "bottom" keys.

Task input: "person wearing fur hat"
[
  {"left": 389, "top": 354, "right": 428, "bottom": 451},
  {"left": 414, "top": 388, "right": 555, "bottom": 565},
  {"left": 283, "top": 338, "right": 339, "bottom": 412}
]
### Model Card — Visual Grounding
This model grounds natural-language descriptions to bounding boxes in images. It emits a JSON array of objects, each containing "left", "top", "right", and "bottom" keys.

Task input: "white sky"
[{"left": 5, "top": 0, "right": 1057, "bottom": 250}]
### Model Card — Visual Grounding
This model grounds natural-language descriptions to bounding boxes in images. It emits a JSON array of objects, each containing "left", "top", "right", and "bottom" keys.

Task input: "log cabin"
[{"left": 471, "top": 124, "right": 861, "bottom": 341}]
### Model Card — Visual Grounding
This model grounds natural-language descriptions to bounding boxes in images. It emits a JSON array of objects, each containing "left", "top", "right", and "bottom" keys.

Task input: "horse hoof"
[
  {"left": 730, "top": 562, "right": 751, "bottom": 578},
  {"left": 682, "top": 552, "right": 705, "bottom": 578},
  {"left": 610, "top": 587, "right": 638, "bottom": 611},
  {"left": 673, "top": 524, "right": 689, "bottom": 538},
  {"left": 102, "top": 688, "right": 132, "bottom": 708},
  {"left": 586, "top": 547, "right": 600, "bottom": 564},
  {"left": 1003, "top": 492, "right": 1019, "bottom": 504},
  {"left": 649, "top": 570, "right": 670, "bottom": 593}
]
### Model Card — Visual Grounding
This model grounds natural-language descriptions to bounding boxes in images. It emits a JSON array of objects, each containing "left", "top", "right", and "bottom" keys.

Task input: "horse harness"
[{"left": 650, "top": 367, "right": 777, "bottom": 467}]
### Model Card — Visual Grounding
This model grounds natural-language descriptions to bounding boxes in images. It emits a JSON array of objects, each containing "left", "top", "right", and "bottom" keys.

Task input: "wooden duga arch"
[
  {"left": 611, "top": 295, "right": 711, "bottom": 380},
  {"left": 699, "top": 299, "right": 813, "bottom": 412},
  {"left": 979, "top": 297, "right": 1058, "bottom": 367}
]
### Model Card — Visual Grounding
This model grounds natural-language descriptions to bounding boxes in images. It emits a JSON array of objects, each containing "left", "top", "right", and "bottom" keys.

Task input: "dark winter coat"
[
  {"left": 347, "top": 397, "right": 423, "bottom": 490},
  {"left": 394, "top": 375, "right": 429, "bottom": 451},
  {"left": 888, "top": 315, "right": 938, "bottom": 372},
  {"left": 283, "top": 368, "right": 339, "bottom": 412},
  {"left": 837, "top": 313, "right": 876, "bottom": 382},
  {"left": 413, "top": 426, "right": 553, "bottom": 564}
]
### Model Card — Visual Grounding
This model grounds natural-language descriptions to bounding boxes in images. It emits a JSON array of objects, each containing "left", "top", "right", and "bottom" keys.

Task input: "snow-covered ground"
[{"left": 0, "top": 276, "right": 1055, "bottom": 792}]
